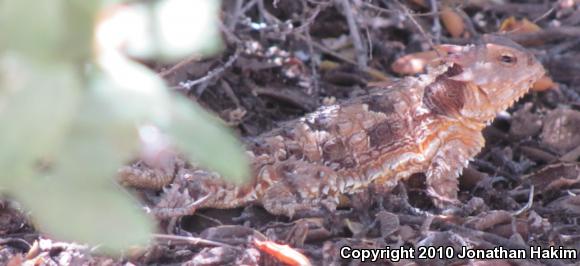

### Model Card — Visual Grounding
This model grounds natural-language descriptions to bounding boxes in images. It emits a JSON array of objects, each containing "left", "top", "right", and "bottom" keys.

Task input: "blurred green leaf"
[
  {"left": 124, "top": 0, "right": 224, "bottom": 62},
  {"left": 96, "top": 55, "right": 250, "bottom": 183},
  {"left": 0, "top": 0, "right": 249, "bottom": 255},
  {"left": 61, "top": 1, "right": 100, "bottom": 61},
  {"left": 0, "top": 54, "right": 80, "bottom": 186},
  {"left": 0, "top": 0, "right": 96, "bottom": 62},
  {"left": 165, "top": 96, "right": 250, "bottom": 184},
  {"left": 92, "top": 54, "right": 173, "bottom": 125},
  {"left": 0, "top": 0, "right": 67, "bottom": 61},
  {"left": 10, "top": 76, "right": 154, "bottom": 253},
  {"left": 59, "top": 73, "right": 143, "bottom": 180},
  {"left": 14, "top": 177, "right": 153, "bottom": 253},
  {"left": 0, "top": 54, "right": 153, "bottom": 253}
]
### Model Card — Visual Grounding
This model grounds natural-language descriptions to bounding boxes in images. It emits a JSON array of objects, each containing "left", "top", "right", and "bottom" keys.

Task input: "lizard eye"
[{"left": 499, "top": 53, "right": 517, "bottom": 65}]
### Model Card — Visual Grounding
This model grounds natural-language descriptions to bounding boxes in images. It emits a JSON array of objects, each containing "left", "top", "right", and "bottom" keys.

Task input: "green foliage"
[
  {"left": 0, "top": 56, "right": 80, "bottom": 186},
  {"left": 165, "top": 96, "right": 249, "bottom": 185},
  {"left": 0, "top": 0, "right": 97, "bottom": 62},
  {"left": 0, "top": 0, "right": 249, "bottom": 254},
  {"left": 123, "top": 0, "right": 224, "bottom": 61}
]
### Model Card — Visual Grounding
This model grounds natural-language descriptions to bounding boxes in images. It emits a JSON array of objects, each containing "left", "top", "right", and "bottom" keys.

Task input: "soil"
[{"left": 2, "top": 0, "right": 580, "bottom": 265}]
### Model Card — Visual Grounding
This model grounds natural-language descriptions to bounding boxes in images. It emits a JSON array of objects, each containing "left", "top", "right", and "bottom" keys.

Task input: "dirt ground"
[{"left": 2, "top": 0, "right": 580, "bottom": 265}]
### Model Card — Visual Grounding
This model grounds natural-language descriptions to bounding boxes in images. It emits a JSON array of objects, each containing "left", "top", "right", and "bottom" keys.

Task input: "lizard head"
[{"left": 431, "top": 36, "right": 545, "bottom": 123}]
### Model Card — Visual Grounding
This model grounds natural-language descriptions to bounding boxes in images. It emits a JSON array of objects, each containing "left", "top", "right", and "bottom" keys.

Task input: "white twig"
[
  {"left": 513, "top": 185, "right": 534, "bottom": 216},
  {"left": 153, "top": 233, "right": 239, "bottom": 249},
  {"left": 178, "top": 48, "right": 241, "bottom": 93}
]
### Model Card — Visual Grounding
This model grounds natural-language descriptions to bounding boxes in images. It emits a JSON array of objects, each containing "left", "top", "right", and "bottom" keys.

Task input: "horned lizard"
[{"left": 119, "top": 36, "right": 545, "bottom": 218}]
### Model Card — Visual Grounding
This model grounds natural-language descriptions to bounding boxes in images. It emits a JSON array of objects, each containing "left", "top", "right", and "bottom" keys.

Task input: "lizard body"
[{"left": 119, "top": 36, "right": 545, "bottom": 218}]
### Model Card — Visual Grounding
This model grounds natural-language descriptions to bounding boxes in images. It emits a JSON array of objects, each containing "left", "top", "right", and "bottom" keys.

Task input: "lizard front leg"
[
  {"left": 426, "top": 129, "right": 484, "bottom": 207},
  {"left": 118, "top": 161, "right": 177, "bottom": 190},
  {"left": 117, "top": 156, "right": 218, "bottom": 219},
  {"left": 117, "top": 154, "right": 185, "bottom": 190}
]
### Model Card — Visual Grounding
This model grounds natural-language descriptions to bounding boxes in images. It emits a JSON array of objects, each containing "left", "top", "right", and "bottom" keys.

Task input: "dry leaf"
[
  {"left": 540, "top": 108, "right": 580, "bottom": 154},
  {"left": 366, "top": 67, "right": 391, "bottom": 81},
  {"left": 319, "top": 60, "right": 340, "bottom": 71},
  {"left": 253, "top": 239, "right": 312, "bottom": 266},
  {"left": 440, "top": 6, "right": 466, "bottom": 38},
  {"left": 390, "top": 44, "right": 464, "bottom": 75},
  {"left": 499, "top": 16, "right": 542, "bottom": 34},
  {"left": 407, "top": 0, "right": 429, "bottom": 8},
  {"left": 523, "top": 163, "right": 580, "bottom": 195},
  {"left": 499, "top": 17, "right": 543, "bottom": 45},
  {"left": 391, "top": 50, "right": 440, "bottom": 75},
  {"left": 531, "top": 75, "right": 557, "bottom": 91}
]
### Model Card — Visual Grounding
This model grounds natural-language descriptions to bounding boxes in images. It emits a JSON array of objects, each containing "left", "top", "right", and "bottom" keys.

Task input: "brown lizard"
[{"left": 119, "top": 35, "right": 545, "bottom": 218}]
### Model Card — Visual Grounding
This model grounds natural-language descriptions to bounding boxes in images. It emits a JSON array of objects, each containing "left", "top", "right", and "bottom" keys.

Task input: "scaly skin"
[{"left": 119, "top": 36, "right": 546, "bottom": 218}]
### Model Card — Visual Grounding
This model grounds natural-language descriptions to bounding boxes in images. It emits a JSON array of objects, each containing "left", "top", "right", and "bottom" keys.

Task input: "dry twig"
[
  {"left": 338, "top": 0, "right": 368, "bottom": 69},
  {"left": 429, "top": 0, "right": 442, "bottom": 44},
  {"left": 393, "top": 0, "right": 438, "bottom": 54},
  {"left": 153, "top": 234, "right": 239, "bottom": 249},
  {"left": 177, "top": 47, "right": 241, "bottom": 94},
  {"left": 505, "top": 26, "right": 580, "bottom": 44},
  {"left": 298, "top": 0, "right": 322, "bottom": 95}
]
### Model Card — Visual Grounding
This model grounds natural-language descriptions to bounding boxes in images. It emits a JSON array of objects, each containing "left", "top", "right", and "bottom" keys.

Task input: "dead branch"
[{"left": 338, "top": 0, "right": 368, "bottom": 69}]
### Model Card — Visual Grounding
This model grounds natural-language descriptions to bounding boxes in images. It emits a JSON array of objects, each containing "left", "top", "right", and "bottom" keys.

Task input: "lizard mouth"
[
  {"left": 482, "top": 72, "right": 541, "bottom": 124},
  {"left": 466, "top": 66, "right": 543, "bottom": 124}
]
